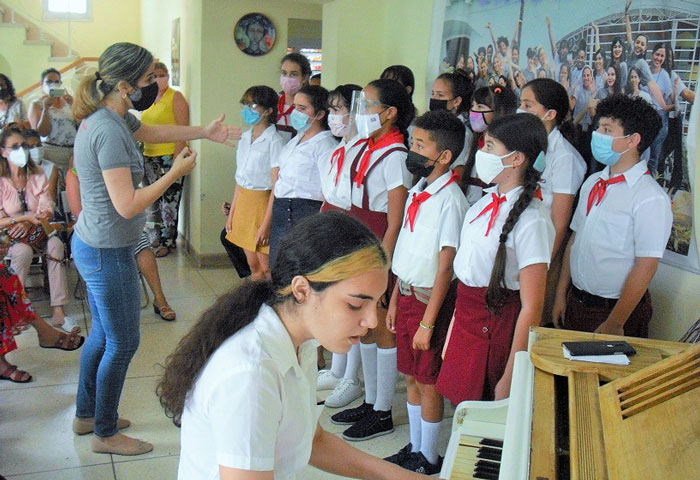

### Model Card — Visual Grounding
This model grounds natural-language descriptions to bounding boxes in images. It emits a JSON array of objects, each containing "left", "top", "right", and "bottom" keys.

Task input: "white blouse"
[{"left": 235, "top": 125, "right": 284, "bottom": 191}]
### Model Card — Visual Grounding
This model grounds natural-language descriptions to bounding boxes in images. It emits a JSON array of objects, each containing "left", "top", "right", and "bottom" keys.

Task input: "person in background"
[
  {"left": 553, "top": 94, "right": 671, "bottom": 337},
  {"left": 644, "top": 43, "right": 672, "bottom": 175},
  {"left": 219, "top": 201, "right": 252, "bottom": 279},
  {"left": 537, "top": 46, "right": 554, "bottom": 79},
  {"left": 518, "top": 79, "right": 586, "bottom": 324},
  {"left": 592, "top": 48, "right": 608, "bottom": 91},
  {"left": 546, "top": 16, "right": 571, "bottom": 81},
  {"left": 381, "top": 65, "right": 416, "bottom": 101},
  {"left": 141, "top": 62, "right": 190, "bottom": 257},
  {"left": 572, "top": 66, "right": 596, "bottom": 172},
  {"left": 627, "top": 67, "right": 653, "bottom": 105},
  {"left": 310, "top": 73, "right": 322, "bottom": 86},
  {"left": 277, "top": 52, "right": 311, "bottom": 140},
  {"left": 0, "top": 126, "right": 76, "bottom": 334},
  {"left": 28, "top": 68, "right": 76, "bottom": 176},
  {"left": 225, "top": 85, "right": 284, "bottom": 281},
  {"left": 22, "top": 129, "right": 59, "bottom": 206},
  {"left": 384, "top": 111, "right": 468, "bottom": 474},
  {"left": 558, "top": 62, "right": 572, "bottom": 96},
  {"left": 0, "top": 74, "right": 26, "bottom": 129},
  {"left": 438, "top": 113, "right": 553, "bottom": 403},
  {"left": 269, "top": 85, "right": 337, "bottom": 262}
]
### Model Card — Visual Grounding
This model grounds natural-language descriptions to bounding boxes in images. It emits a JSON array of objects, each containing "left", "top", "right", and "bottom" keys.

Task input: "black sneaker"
[
  {"left": 401, "top": 451, "right": 443, "bottom": 475},
  {"left": 330, "top": 402, "right": 374, "bottom": 425},
  {"left": 342, "top": 409, "right": 393, "bottom": 441},
  {"left": 384, "top": 443, "right": 413, "bottom": 465}
]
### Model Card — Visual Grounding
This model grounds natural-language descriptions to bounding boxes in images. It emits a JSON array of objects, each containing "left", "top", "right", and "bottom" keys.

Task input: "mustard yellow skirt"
[{"left": 226, "top": 187, "right": 271, "bottom": 254}]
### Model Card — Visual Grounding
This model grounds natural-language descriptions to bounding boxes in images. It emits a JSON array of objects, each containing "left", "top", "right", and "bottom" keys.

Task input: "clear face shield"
[{"left": 349, "top": 90, "right": 383, "bottom": 139}]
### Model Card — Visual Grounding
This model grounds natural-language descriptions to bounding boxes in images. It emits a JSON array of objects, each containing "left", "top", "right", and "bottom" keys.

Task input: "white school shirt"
[
  {"left": 392, "top": 171, "right": 469, "bottom": 287},
  {"left": 452, "top": 113, "right": 472, "bottom": 169},
  {"left": 318, "top": 134, "right": 362, "bottom": 209},
  {"left": 273, "top": 130, "right": 338, "bottom": 201},
  {"left": 540, "top": 127, "right": 587, "bottom": 213},
  {"left": 454, "top": 185, "right": 554, "bottom": 290},
  {"left": 178, "top": 304, "right": 320, "bottom": 480},
  {"left": 349, "top": 141, "right": 412, "bottom": 212},
  {"left": 235, "top": 125, "right": 285, "bottom": 190},
  {"left": 569, "top": 161, "right": 672, "bottom": 299}
]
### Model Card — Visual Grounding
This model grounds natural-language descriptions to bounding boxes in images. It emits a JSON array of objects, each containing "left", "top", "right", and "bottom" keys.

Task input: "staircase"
[{"left": 0, "top": 1, "right": 79, "bottom": 94}]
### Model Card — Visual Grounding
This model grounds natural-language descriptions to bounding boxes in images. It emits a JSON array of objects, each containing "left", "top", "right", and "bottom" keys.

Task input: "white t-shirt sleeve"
[
  {"left": 438, "top": 196, "right": 467, "bottom": 251},
  {"left": 631, "top": 193, "right": 672, "bottom": 258},
  {"left": 268, "top": 134, "right": 284, "bottom": 170},
  {"left": 550, "top": 151, "right": 586, "bottom": 195},
  {"left": 513, "top": 215, "right": 554, "bottom": 269},
  {"left": 382, "top": 149, "right": 411, "bottom": 191},
  {"left": 208, "top": 367, "right": 282, "bottom": 471}
]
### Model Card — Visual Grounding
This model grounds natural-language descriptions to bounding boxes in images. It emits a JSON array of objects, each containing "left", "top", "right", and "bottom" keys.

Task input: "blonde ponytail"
[{"left": 72, "top": 74, "right": 103, "bottom": 123}]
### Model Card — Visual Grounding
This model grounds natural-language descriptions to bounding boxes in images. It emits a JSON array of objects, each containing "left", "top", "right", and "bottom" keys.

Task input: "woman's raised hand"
[{"left": 204, "top": 114, "right": 243, "bottom": 147}]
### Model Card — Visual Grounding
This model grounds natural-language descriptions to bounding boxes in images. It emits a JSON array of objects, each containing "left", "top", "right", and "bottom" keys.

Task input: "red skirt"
[{"left": 436, "top": 283, "right": 521, "bottom": 405}]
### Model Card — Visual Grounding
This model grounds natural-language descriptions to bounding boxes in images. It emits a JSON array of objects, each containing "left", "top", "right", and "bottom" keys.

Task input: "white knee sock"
[
  {"left": 374, "top": 347, "right": 398, "bottom": 412},
  {"left": 420, "top": 418, "right": 441, "bottom": 465},
  {"left": 407, "top": 402, "right": 422, "bottom": 452},
  {"left": 330, "top": 352, "right": 347, "bottom": 378},
  {"left": 343, "top": 343, "right": 361, "bottom": 382},
  {"left": 360, "top": 343, "right": 378, "bottom": 404}
]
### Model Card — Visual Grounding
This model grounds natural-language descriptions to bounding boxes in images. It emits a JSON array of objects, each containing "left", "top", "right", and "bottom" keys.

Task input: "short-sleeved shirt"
[
  {"left": 235, "top": 125, "right": 284, "bottom": 191},
  {"left": 273, "top": 130, "right": 338, "bottom": 201},
  {"left": 392, "top": 171, "right": 468, "bottom": 287},
  {"left": 641, "top": 68, "right": 672, "bottom": 114},
  {"left": 73, "top": 108, "right": 144, "bottom": 248},
  {"left": 628, "top": 56, "right": 654, "bottom": 87},
  {"left": 0, "top": 174, "right": 54, "bottom": 218},
  {"left": 0, "top": 99, "right": 25, "bottom": 129},
  {"left": 178, "top": 304, "right": 319, "bottom": 480},
  {"left": 319, "top": 134, "right": 362, "bottom": 210},
  {"left": 572, "top": 84, "right": 594, "bottom": 128},
  {"left": 669, "top": 71, "right": 687, "bottom": 119},
  {"left": 349, "top": 141, "right": 412, "bottom": 212},
  {"left": 454, "top": 185, "right": 554, "bottom": 290},
  {"left": 540, "top": 127, "right": 586, "bottom": 213},
  {"left": 569, "top": 161, "right": 672, "bottom": 299}
]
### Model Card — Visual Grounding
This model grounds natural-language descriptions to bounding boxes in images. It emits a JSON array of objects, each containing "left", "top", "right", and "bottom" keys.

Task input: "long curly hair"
[{"left": 156, "top": 212, "right": 389, "bottom": 426}]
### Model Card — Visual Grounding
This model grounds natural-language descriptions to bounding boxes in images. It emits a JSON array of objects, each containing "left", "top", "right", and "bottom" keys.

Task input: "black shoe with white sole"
[
  {"left": 341, "top": 409, "right": 393, "bottom": 441},
  {"left": 330, "top": 401, "right": 374, "bottom": 425}
]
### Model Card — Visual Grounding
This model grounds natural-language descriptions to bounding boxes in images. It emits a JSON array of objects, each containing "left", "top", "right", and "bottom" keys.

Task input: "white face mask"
[
  {"left": 8, "top": 148, "right": 29, "bottom": 168},
  {"left": 475, "top": 149, "right": 515, "bottom": 184},
  {"left": 29, "top": 146, "right": 43, "bottom": 163},
  {"left": 354, "top": 113, "right": 382, "bottom": 138},
  {"left": 328, "top": 113, "right": 349, "bottom": 137}
]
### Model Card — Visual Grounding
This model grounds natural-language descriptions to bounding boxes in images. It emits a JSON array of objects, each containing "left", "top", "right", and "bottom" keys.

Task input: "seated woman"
[
  {"left": 0, "top": 261, "right": 84, "bottom": 383},
  {"left": 0, "top": 74, "right": 27, "bottom": 129},
  {"left": 0, "top": 126, "right": 77, "bottom": 333},
  {"left": 65, "top": 162, "right": 177, "bottom": 321}
]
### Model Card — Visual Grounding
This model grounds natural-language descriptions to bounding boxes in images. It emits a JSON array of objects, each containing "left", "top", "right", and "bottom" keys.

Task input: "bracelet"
[{"left": 419, "top": 320, "right": 434, "bottom": 330}]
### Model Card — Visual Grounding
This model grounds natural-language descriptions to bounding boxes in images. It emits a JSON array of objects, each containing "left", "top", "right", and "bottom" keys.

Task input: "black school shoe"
[
  {"left": 342, "top": 409, "right": 393, "bottom": 441},
  {"left": 384, "top": 443, "right": 413, "bottom": 465},
  {"left": 330, "top": 401, "right": 374, "bottom": 425},
  {"left": 401, "top": 451, "right": 443, "bottom": 475}
]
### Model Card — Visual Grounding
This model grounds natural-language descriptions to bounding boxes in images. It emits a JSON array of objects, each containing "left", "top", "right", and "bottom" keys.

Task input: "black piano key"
[
  {"left": 475, "top": 459, "right": 501, "bottom": 471},
  {"left": 477, "top": 446, "right": 503, "bottom": 461},
  {"left": 480, "top": 438, "right": 504, "bottom": 449},
  {"left": 474, "top": 464, "right": 501, "bottom": 476},
  {"left": 473, "top": 470, "right": 500, "bottom": 480}
]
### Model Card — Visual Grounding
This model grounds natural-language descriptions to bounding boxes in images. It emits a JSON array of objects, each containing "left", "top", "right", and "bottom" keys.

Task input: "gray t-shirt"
[{"left": 73, "top": 107, "right": 145, "bottom": 248}]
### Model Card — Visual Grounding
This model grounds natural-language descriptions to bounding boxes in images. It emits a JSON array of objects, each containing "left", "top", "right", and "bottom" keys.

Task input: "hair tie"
[
  {"left": 94, "top": 71, "right": 101, "bottom": 80},
  {"left": 533, "top": 151, "right": 547, "bottom": 172},
  {"left": 494, "top": 87, "right": 502, "bottom": 94}
]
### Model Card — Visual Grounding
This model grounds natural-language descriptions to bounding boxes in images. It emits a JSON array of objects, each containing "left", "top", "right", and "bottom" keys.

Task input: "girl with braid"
[{"left": 436, "top": 113, "right": 554, "bottom": 403}]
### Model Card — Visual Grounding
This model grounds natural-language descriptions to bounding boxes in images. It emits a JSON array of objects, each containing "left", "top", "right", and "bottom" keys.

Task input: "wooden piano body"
[{"left": 440, "top": 327, "right": 700, "bottom": 480}]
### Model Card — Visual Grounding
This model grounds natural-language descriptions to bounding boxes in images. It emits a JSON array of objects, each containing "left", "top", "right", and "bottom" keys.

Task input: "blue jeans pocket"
[{"left": 72, "top": 234, "right": 102, "bottom": 275}]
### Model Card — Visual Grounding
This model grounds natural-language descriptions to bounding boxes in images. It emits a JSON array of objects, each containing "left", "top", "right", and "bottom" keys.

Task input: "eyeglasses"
[{"left": 241, "top": 103, "right": 261, "bottom": 109}]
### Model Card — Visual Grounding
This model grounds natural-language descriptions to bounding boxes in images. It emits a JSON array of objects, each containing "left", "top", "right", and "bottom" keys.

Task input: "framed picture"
[
  {"left": 234, "top": 13, "right": 275, "bottom": 56},
  {"left": 171, "top": 17, "right": 181, "bottom": 86}
]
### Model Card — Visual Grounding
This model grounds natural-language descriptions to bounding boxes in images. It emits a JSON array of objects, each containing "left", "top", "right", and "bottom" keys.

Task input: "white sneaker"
[
  {"left": 317, "top": 370, "right": 341, "bottom": 391},
  {"left": 325, "top": 378, "right": 362, "bottom": 408}
]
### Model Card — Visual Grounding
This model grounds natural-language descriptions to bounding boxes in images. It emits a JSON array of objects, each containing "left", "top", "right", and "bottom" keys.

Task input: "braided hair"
[{"left": 483, "top": 113, "right": 547, "bottom": 312}]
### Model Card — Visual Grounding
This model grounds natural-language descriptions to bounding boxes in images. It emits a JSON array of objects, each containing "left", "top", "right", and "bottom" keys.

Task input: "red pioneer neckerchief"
[
  {"left": 353, "top": 127, "right": 404, "bottom": 188},
  {"left": 277, "top": 93, "right": 294, "bottom": 125},
  {"left": 332, "top": 138, "right": 368, "bottom": 186},
  {"left": 586, "top": 170, "right": 649, "bottom": 215},
  {"left": 470, "top": 192, "right": 508, "bottom": 236},
  {"left": 403, "top": 171, "right": 460, "bottom": 232}
]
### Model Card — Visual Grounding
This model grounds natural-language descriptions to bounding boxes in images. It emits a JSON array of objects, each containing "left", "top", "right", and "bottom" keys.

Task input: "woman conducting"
[{"left": 71, "top": 42, "right": 239, "bottom": 456}]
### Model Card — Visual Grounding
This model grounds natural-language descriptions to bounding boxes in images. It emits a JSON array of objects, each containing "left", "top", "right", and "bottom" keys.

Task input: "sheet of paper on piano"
[{"left": 562, "top": 346, "right": 630, "bottom": 365}]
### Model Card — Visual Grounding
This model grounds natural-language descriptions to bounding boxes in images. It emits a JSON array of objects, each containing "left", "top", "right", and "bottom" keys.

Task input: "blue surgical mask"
[
  {"left": 290, "top": 108, "right": 313, "bottom": 132},
  {"left": 241, "top": 106, "right": 262, "bottom": 126},
  {"left": 590, "top": 131, "right": 631, "bottom": 166}
]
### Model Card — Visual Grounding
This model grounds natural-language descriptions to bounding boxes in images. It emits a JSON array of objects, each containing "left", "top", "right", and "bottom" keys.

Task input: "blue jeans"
[
  {"left": 73, "top": 233, "right": 140, "bottom": 437},
  {"left": 648, "top": 113, "right": 668, "bottom": 175}
]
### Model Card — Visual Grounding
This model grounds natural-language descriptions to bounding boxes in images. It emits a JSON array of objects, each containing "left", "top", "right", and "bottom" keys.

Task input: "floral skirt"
[{"left": 0, "top": 264, "right": 36, "bottom": 355}]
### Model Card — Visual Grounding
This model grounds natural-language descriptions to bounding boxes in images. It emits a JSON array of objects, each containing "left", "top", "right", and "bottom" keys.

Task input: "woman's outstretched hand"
[{"left": 205, "top": 114, "right": 242, "bottom": 147}]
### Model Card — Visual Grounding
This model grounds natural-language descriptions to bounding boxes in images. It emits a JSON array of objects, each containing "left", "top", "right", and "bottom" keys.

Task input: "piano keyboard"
[{"left": 452, "top": 436, "right": 504, "bottom": 479}]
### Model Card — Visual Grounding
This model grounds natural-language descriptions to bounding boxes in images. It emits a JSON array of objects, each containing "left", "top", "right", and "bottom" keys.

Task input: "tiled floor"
[{"left": 0, "top": 247, "right": 454, "bottom": 479}]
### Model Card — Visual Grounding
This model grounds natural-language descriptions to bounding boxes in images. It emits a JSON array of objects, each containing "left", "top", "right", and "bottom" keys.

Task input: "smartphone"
[{"left": 49, "top": 88, "right": 66, "bottom": 97}]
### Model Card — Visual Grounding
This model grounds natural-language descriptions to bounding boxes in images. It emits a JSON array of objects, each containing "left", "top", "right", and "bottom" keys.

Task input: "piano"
[{"left": 439, "top": 327, "right": 700, "bottom": 480}]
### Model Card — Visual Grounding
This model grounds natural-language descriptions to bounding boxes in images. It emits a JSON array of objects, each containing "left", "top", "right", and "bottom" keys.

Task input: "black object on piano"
[{"left": 562, "top": 341, "right": 636, "bottom": 356}]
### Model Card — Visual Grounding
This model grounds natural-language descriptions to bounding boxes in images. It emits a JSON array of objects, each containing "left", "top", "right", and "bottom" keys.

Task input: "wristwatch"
[{"left": 9, "top": 218, "right": 16, "bottom": 225}]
